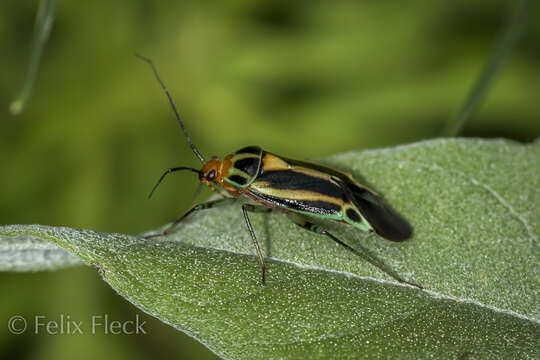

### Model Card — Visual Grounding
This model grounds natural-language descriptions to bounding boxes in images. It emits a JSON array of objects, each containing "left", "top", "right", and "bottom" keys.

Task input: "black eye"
[{"left": 207, "top": 169, "right": 216, "bottom": 181}]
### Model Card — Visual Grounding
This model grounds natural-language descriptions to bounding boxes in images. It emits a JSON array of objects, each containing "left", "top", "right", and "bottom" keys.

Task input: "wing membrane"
[{"left": 279, "top": 154, "right": 413, "bottom": 241}]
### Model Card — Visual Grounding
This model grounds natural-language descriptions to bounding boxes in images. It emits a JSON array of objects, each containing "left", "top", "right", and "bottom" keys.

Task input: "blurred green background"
[{"left": 1, "top": 1, "right": 538, "bottom": 359}]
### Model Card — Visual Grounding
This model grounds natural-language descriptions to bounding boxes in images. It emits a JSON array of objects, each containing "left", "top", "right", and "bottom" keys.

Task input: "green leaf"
[
  {"left": 1, "top": 138, "right": 539, "bottom": 359},
  {"left": 0, "top": 232, "right": 81, "bottom": 271}
]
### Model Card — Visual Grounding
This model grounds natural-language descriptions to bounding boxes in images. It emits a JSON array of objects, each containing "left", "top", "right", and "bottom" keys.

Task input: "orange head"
[
  {"left": 147, "top": 155, "right": 237, "bottom": 200},
  {"left": 198, "top": 155, "right": 237, "bottom": 195},
  {"left": 199, "top": 157, "right": 222, "bottom": 185}
]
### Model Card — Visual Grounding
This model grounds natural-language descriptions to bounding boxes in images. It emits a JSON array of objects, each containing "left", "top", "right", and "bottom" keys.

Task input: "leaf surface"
[{"left": 1, "top": 138, "right": 539, "bottom": 359}]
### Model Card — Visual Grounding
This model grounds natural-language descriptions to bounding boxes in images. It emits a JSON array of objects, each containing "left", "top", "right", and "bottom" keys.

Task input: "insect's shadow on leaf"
[{"left": 313, "top": 217, "right": 411, "bottom": 282}]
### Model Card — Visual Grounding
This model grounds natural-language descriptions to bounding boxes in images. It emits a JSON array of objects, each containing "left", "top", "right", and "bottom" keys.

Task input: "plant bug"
[{"left": 137, "top": 54, "right": 421, "bottom": 289}]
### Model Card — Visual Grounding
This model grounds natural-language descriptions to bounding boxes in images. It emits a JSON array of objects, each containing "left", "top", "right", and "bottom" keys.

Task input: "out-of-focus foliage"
[{"left": 0, "top": 1, "right": 538, "bottom": 359}]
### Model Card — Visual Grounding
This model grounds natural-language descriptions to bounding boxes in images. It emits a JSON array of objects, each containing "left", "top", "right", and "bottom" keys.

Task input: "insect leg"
[
  {"left": 189, "top": 183, "right": 204, "bottom": 208},
  {"left": 181, "top": 183, "right": 204, "bottom": 223},
  {"left": 144, "top": 197, "right": 236, "bottom": 239},
  {"left": 287, "top": 213, "right": 422, "bottom": 289},
  {"left": 242, "top": 204, "right": 271, "bottom": 285}
]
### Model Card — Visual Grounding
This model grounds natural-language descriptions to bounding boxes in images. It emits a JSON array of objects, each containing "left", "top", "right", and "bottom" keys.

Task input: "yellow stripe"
[
  {"left": 233, "top": 153, "right": 259, "bottom": 162},
  {"left": 262, "top": 154, "right": 290, "bottom": 171},
  {"left": 289, "top": 166, "right": 334, "bottom": 181},
  {"left": 250, "top": 183, "right": 347, "bottom": 207},
  {"left": 263, "top": 154, "right": 338, "bottom": 181}
]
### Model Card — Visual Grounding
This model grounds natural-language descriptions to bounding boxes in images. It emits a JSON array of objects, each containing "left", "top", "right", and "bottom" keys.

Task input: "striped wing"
[
  {"left": 249, "top": 152, "right": 412, "bottom": 241},
  {"left": 248, "top": 161, "right": 347, "bottom": 218}
]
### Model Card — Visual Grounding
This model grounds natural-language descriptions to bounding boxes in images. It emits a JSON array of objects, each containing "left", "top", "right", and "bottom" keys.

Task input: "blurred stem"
[
  {"left": 441, "top": 0, "right": 530, "bottom": 137},
  {"left": 9, "top": 0, "right": 56, "bottom": 116}
]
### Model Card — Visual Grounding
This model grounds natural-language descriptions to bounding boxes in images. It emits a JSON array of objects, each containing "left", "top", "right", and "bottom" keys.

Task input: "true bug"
[{"left": 137, "top": 54, "right": 421, "bottom": 289}]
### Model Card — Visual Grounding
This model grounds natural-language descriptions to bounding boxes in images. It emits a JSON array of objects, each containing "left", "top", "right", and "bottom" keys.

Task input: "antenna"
[
  {"left": 148, "top": 166, "right": 201, "bottom": 199},
  {"left": 136, "top": 53, "right": 206, "bottom": 164}
]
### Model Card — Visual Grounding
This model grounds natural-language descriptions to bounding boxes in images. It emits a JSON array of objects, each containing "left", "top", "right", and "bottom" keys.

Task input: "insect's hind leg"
[
  {"left": 242, "top": 204, "right": 272, "bottom": 285},
  {"left": 144, "top": 197, "right": 236, "bottom": 239},
  {"left": 286, "top": 213, "right": 422, "bottom": 289}
]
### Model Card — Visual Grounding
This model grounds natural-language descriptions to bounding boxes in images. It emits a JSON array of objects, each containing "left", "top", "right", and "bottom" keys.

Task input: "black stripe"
[
  {"left": 233, "top": 157, "right": 260, "bottom": 177},
  {"left": 235, "top": 146, "right": 262, "bottom": 155},
  {"left": 277, "top": 154, "right": 372, "bottom": 196},
  {"left": 346, "top": 208, "right": 361, "bottom": 222},
  {"left": 229, "top": 175, "right": 247, "bottom": 185},
  {"left": 348, "top": 182, "right": 369, "bottom": 198},
  {"left": 257, "top": 170, "right": 346, "bottom": 200},
  {"left": 250, "top": 191, "right": 341, "bottom": 215}
]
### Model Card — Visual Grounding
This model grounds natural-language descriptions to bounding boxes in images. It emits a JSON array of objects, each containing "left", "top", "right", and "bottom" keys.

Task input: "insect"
[{"left": 137, "top": 54, "right": 421, "bottom": 289}]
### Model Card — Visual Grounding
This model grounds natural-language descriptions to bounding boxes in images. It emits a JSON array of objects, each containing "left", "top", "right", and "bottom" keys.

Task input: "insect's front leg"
[
  {"left": 241, "top": 204, "right": 272, "bottom": 285},
  {"left": 144, "top": 197, "right": 236, "bottom": 239},
  {"left": 286, "top": 213, "right": 422, "bottom": 289}
]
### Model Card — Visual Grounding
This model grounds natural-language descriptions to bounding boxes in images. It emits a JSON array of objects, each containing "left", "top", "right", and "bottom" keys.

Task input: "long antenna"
[
  {"left": 136, "top": 53, "right": 206, "bottom": 164},
  {"left": 148, "top": 166, "right": 201, "bottom": 199}
]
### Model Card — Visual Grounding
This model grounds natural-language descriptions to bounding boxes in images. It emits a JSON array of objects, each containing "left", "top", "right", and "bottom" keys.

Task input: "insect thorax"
[{"left": 224, "top": 146, "right": 264, "bottom": 187}]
